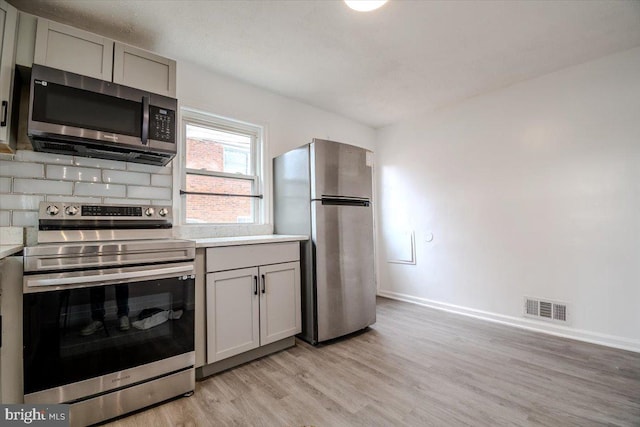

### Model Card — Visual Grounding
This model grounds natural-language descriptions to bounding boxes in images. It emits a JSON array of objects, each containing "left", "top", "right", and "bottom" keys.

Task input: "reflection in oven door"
[{"left": 23, "top": 274, "right": 195, "bottom": 402}]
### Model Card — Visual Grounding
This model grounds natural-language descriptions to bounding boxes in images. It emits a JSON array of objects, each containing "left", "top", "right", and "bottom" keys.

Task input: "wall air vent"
[
  {"left": 539, "top": 301, "right": 552, "bottom": 318},
  {"left": 553, "top": 304, "right": 567, "bottom": 322},
  {"left": 525, "top": 299, "right": 538, "bottom": 316},
  {"left": 524, "top": 297, "right": 569, "bottom": 324}
]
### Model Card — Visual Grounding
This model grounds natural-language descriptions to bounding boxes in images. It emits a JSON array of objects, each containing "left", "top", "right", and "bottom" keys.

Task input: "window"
[{"left": 181, "top": 110, "right": 263, "bottom": 224}]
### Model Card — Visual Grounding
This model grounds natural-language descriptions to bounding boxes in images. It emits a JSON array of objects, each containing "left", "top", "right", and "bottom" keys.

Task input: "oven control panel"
[
  {"left": 82, "top": 205, "right": 142, "bottom": 216},
  {"left": 39, "top": 203, "right": 171, "bottom": 220}
]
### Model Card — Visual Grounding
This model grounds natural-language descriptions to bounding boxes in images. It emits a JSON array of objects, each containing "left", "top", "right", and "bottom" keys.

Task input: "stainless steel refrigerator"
[{"left": 273, "top": 138, "right": 376, "bottom": 344}]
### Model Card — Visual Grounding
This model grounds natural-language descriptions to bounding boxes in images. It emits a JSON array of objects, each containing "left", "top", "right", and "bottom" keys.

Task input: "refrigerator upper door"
[
  {"left": 310, "top": 139, "right": 372, "bottom": 200},
  {"left": 312, "top": 200, "right": 376, "bottom": 342}
]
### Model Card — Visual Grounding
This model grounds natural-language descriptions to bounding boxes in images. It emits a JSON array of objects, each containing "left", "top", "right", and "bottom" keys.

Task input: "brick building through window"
[{"left": 182, "top": 112, "right": 261, "bottom": 224}]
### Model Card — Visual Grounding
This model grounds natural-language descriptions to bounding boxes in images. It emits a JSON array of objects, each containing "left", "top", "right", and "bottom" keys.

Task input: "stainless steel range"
[{"left": 23, "top": 202, "right": 196, "bottom": 426}]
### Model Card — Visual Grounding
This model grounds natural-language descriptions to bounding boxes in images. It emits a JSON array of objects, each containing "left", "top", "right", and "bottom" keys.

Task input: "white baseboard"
[{"left": 377, "top": 290, "right": 640, "bottom": 353}]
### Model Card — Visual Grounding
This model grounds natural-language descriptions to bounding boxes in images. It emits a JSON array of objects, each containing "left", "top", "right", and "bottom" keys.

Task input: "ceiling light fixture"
[{"left": 344, "top": 0, "right": 388, "bottom": 12}]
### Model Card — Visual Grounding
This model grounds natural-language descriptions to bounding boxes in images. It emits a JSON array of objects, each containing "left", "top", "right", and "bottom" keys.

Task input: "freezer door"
[
  {"left": 273, "top": 144, "right": 311, "bottom": 236},
  {"left": 310, "top": 139, "right": 372, "bottom": 200},
  {"left": 312, "top": 200, "right": 376, "bottom": 342}
]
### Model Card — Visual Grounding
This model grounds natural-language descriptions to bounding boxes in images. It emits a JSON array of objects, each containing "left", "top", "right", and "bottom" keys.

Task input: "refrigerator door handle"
[{"left": 314, "top": 196, "right": 370, "bottom": 207}]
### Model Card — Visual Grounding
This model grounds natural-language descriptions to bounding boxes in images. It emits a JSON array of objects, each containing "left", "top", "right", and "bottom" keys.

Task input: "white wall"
[
  {"left": 178, "top": 61, "right": 376, "bottom": 156},
  {"left": 375, "top": 47, "right": 640, "bottom": 352},
  {"left": 174, "top": 60, "right": 376, "bottom": 238}
]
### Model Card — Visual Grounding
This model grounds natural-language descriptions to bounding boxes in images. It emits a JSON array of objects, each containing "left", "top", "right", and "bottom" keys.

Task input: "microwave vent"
[
  {"left": 30, "top": 137, "right": 172, "bottom": 166},
  {"left": 40, "top": 141, "right": 76, "bottom": 153}
]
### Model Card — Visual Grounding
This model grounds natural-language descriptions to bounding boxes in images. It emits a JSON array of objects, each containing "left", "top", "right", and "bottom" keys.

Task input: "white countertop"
[
  {"left": 193, "top": 234, "right": 308, "bottom": 248},
  {"left": 0, "top": 227, "right": 23, "bottom": 260},
  {"left": 0, "top": 244, "right": 23, "bottom": 260},
  {"left": 0, "top": 234, "right": 308, "bottom": 255}
]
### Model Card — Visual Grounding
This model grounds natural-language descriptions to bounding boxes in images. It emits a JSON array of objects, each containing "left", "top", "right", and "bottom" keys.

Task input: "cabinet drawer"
[{"left": 206, "top": 242, "right": 299, "bottom": 272}]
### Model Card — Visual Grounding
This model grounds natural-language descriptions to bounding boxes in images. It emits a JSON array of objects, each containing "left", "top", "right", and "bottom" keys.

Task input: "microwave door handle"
[{"left": 141, "top": 95, "right": 149, "bottom": 145}]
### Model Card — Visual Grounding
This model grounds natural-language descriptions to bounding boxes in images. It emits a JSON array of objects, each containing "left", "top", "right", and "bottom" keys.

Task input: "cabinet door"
[
  {"left": 259, "top": 262, "right": 301, "bottom": 346},
  {"left": 34, "top": 19, "right": 113, "bottom": 80},
  {"left": 0, "top": 0, "right": 17, "bottom": 146},
  {"left": 113, "top": 43, "right": 176, "bottom": 97},
  {"left": 206, "top": 267, "right": 259, "bottom": 363}
]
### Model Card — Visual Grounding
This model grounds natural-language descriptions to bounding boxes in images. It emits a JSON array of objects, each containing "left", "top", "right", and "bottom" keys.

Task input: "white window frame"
[{"left": 179, "top": 108, "right": 265, "bottom": 226}]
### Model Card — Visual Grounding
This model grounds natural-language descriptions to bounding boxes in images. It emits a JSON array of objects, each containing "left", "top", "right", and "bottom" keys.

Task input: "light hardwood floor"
[{"left": 105, "top": 297, "right": 640, "bottom": 426}]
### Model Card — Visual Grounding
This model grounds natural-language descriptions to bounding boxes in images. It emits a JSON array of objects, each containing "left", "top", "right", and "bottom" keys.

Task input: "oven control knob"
[
  {"left": 144, "top": 208, "right": 155, "bottom": 217},
  {"left": 46, "top": 205, "right": 60, "bottom": 216},
  {"left": 65, "top": 205, "right": 79, "bottom": 216},
  {"left": 158, "top": 208, "right": 169, "bottom": 217}
]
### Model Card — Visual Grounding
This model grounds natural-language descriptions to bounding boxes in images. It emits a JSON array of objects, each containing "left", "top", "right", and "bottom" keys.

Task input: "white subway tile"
[
  {"left": 14, "top": 179, "right": 74, "bottom": 195},
  {"left": 74, "top": 157, "right": 126, "bottom": 170},
  {"left": 47, "top": 165, "right": 101, "bottom": 182},
  {"left": 0, "top": 160, "right": 44, "bottom": 178},
  {"left": 15, "top": 150, "right": 74, "bottom": 164},
  {"left": 104, "top": 198, "right": 151, "bottom": 205},
  {"left": 103, "top": 170, "right": 150, "bottom": 185},
  {"left": 46, "top": 195, "right": 103, "bottom": 204},
  {"left": 0, "top": 177, "right": 11, "bottom": 193},
  {"left": 74, "top": 182, "right": 126, "bottom": 197},
  {"left": 0, "top": 195, "right": 44, "bottom": 210},
  {"left": 151, "top": 174, "right": 172, "bottom": 187},
  {"left": 127, "top": 185, "right": 171, "bottom": 200},
  {"left": 0, "top": 211, "right": 10, "bottom": 226},
  {"left": 126, "top": 162, "right": 172, "bottom": 175},
  {"left": 11, "top": 210, "right": 38, "bottom": 227}
]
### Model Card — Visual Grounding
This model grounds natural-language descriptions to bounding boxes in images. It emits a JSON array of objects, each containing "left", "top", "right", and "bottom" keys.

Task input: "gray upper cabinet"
[
  {"left": 113, "top": 43, "right": 176, "bottom": 98},
  {"left": 34, "top": 19, "right": 113, "bottom": 81},
  {"left": 0, "top": 0, "right": 17, "bottom": 149},
  {"left": 32, "top": 18, "right": 176, "bottom": 97}
]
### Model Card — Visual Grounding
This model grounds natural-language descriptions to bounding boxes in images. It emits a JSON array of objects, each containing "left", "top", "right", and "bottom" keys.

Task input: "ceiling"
[{"left": 9, "top": 0, "right": 640, "bottom": 129}]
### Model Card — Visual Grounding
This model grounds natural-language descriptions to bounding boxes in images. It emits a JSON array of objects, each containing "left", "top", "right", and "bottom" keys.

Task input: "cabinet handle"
[
  {"left": 261, "top": 274, "right": 266, "bottom": 294},
  {"left": 1, "top": 101, "right": 7, "bottom": 127},
  {"left": 253, "top": 276, "right": 258, "bottom": 295}
]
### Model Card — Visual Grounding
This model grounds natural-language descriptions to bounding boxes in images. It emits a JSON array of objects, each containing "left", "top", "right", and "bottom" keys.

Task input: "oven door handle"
[{"left": 25, "top": 264, "right": 194, "bottom": 289}]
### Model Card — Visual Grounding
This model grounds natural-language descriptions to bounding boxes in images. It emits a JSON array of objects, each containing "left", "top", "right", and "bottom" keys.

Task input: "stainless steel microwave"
[{"left": 28, "top": 64, "right": 177, "bottom": 166}]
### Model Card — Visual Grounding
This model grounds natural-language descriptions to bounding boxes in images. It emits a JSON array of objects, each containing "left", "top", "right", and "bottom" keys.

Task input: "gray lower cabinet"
[
  {"left": 204, "top": 242, "right": 301, "bottom": 367},
  {"left": 0, "top": 256, "right": 23, "bottom": 403},
  {"left": 259, "top": 262, "right": 302, "bottom": 345},
  {"left": 206, "top": 267, "right": 260, "bottom": 362}
]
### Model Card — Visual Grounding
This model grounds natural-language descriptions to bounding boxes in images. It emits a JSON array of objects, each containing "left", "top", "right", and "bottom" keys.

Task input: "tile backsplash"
[{"left": 0, "top": 150, "right": 173, "bottom": 241}]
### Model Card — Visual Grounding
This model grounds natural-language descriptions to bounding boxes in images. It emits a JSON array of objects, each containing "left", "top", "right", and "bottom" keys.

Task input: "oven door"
[{"left": 23, "top": 262, "right": 195, "bottom": 404}]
